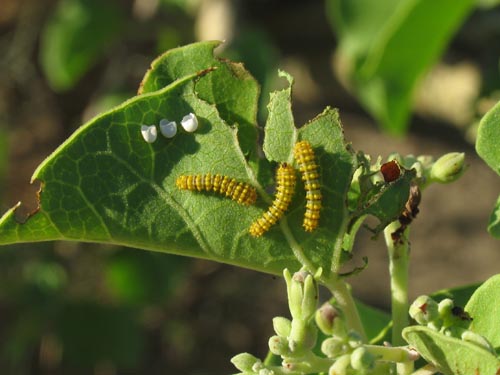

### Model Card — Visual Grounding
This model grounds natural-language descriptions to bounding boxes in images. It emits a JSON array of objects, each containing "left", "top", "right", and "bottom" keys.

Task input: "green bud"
[
  {"left": 231, "top": 353, "right": 261, "bottom": 372},
  {"left": 461, "top": 330, "right": 495, "bottom": 354},
  {"left": 438, "top": 298, "right": 454, "bottom": 317},
  {"left": 289, "top": 319, "right": 317, "bottom": 354},
  {"left": 303, "top": 322, "right": 318, "bottom": 350},
  {"left": 315, "top": 302, "right": 341, "bottom": 335},
  {"left": 350, "top": 347, "right": 376, "bottom": 371},
  {"left": 273, "top": 316, "right": 292, "bottom": 338},
  {"left": 268, "top": 335, "right": 290, "bottom": 356},
  {"left": 409, "top": 295, "right": 440, "bottom": 325},
  {"left": 301, "top": 274, "right": 318, "bottom": 320},
  {"left": 328, "top": 353, "right": 351, "bottom": 375},
  {"left": 285, "top": 269, "right": 317, "bottom": 320},
  {"left": 430, "top": 152, "right": 466, "bottom": 184},
  {"left": 321, "top": 337, "right": 347, "bottom": 358}
]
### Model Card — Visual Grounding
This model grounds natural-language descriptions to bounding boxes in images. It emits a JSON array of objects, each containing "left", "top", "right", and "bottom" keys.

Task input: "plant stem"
[
  {"left": 324, "top": 276, "right": 367, "bottom": 342},
  {"left": 384, "top": 221, "right": 410, "bottom": 347}
]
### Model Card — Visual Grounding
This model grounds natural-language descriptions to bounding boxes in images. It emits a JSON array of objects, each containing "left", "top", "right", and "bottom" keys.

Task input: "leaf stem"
[
  {"left": 280, "top": 218, "right": 319, "bottom": 276},
  {"left": 384, "top": 221, "right": 410, "bottom": 346}
]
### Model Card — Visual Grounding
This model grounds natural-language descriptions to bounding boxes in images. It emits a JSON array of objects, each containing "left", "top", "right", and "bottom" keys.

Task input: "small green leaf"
[
  {"left": 327, "top": 0, "right": 475, "bottom": 134},
  {"left": 361, "top": 168, "right": 416, "bottom": 235},
  {"left": 403, "top": 326, "right": 500, "bottom": 375},
  {"left": 476, "top": 99, "right": 500, "bottom": 237},
  {"left": 466, "top": 274, "right": 500, "bottom": 349},
  {"left": 40, "top": 0, "right": 125, "bottom": 91},
  {"left": 262, "top": 71, "right": 296, "bottom": 162}
]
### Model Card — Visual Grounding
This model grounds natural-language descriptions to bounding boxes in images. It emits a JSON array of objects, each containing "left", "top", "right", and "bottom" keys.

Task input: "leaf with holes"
[{"left": 0, "top": 42, "right": 360, "bottom": 276}]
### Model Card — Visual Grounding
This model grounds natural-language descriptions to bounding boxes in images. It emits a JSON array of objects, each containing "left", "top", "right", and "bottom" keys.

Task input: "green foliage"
[
  {"left": 465, "top": 274, "right": 500, "bottom": 349},
  {"left": 1, "top": 42, "right": 417, "bottom": 278},
  {"left": 326, "top": 0, "right": 475, "bottom": 134},
  {"left": 40, "top": 0, "right": 125, "bottom": 91},
  {"left": 403, "top": 326, "right": 500, "bottom": 375},
  {"left": 476, "top": 99, "right": 500, "bottom": 237}
]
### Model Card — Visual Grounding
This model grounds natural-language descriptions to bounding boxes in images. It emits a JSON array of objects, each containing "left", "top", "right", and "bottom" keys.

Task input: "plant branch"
[{"left": 384, "top": 221, "right": 411, "bottom": 347}]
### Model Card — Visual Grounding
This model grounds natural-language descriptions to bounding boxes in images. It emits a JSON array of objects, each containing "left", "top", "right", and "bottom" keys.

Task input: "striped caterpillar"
[
  {"left": 176, "top": 174, "right": 257, "bottom": 206},
  {"left": 293, "top": 140, "right": 322, "bottom": 232},
  {"left": 249, "top": 163, "right": 296, "bottom": 237}
]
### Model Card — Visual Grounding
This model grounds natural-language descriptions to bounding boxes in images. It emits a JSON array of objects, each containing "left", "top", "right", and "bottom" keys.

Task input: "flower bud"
[
  {"left": 273, "top": 316, "right": 292, "bottom": 338},
  {"left": 409, "top": 295, "right": 440, "bottom": 325},
  {"left": 321, "top": 337, "right": 347, "bottom": 358},
  {"left": 438, "top": 299, "right": 471, "bottom": 329},
  {"left": 268, "top": 335, "right": 290, "bottom": 356},
  {"left": 301, "top": 274, "right": 318, "bottom": 320},
  {"left": 328, "top": 353, "right": 351, "bottom": 375},
  {"left": 430, "top": 152, "right": 465, "bottom": 184},
  {"left": 231, "top": 352, "right": 261, "bottom": 372},
  {"left": 350, "top": 347, "right": 376, "bottom": 371},
  {"left": 315, "top": 302, "right": 341, "bottom": 335},
  {"left": 284, "top": 269, "right": 317, "bottom": 320}
]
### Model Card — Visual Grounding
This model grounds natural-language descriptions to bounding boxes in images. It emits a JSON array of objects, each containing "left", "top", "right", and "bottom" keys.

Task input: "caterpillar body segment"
[
  {"left": 176, "top": 174, "right": 257, "bottom": 205},
  {"left": 249, "top": 163, "right": 296, "bottom": 237},
  {"left": 293, "top": 140, "right": 322, "bottom": 232}
]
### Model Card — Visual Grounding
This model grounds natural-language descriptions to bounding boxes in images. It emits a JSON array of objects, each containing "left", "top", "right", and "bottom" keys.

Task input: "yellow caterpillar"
[
  {"left": 176, "top": 174, "right": 257, "bottom": 206},
  {"left": 249, "top": 163, "right": 296, "bottom": 237},
  {"left": 293, "top": 140, "right": 321, "bottom": 232}
]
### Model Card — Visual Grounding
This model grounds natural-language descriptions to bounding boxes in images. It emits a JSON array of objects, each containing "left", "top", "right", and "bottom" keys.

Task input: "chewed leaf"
[
  {"left": 0, "top": 43, "right": 358, "bottom": 276},
  {"left": 0, "top": 70, "right": 298, "bottom": 274},
  {"left": 140, "top": 40, "right": 259, "bottom": 158},
  {"left": 403, "top": 326, "right": 500, "bottom": 375}
]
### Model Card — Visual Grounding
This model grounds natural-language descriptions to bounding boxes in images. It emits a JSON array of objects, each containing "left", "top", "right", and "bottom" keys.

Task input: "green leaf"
[
  {"left": 355, "top": 300, "right": 391, "bottom": 344},
  {"left": 140, "top": 40, "right": 259, "bottom": 158},
  {"left": 40, "top": 0, "right": 125, "bottom": 91},
  {"left": 0, "top": 71, "right": 296, "bottom": 274},
  {"left": 403, "top": 326, "right": 500, "bottom": 375},
  {"left": 476, "top": 99, "right": 500, "bottom": 237},
  {"left": 465, "top": 274, "right": 500, "bottom": 349},
  {"left": 0, "top": 42, "right": 357, "bottom": 276},
  {"left": 477, "top": 100, "right": 500, "bottom": 175},
  {"left": 326, "top": 0, "right": 475, "bottom": 134},
  {"left": 361, "top": 168, "right": 416, "bottom": 235}
]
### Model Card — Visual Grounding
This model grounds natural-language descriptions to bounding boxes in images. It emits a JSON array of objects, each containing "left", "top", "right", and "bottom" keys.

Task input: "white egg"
[
  {"left": 180, "top": 113, "right": 198, "bottom": 132},
  {"left": 159, "top": 119, "right": 177, "bottom": 138},
  {"left": 140, "top": 125, "right": 157, "bottom": 143}
]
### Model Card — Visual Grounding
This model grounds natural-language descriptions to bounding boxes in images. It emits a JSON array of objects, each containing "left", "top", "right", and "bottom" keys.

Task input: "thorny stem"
[{"left": 384, "top": 221, "right": 410, "bottom": 347}]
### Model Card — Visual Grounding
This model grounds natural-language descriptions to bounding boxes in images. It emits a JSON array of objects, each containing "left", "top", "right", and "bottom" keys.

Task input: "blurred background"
[{"left": 1, "top": 0, "right": 500, "bottom": 374}]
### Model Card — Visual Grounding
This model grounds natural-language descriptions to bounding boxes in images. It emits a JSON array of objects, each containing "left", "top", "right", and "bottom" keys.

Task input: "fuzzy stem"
[
  {"left": 324, "top": 277, "right": 367, "bottom": 342},
  {"left": 384, "top": 221, "right": 410, "bottom": 347},
  {"left": 364, "top": 345, "right": 418, "bottom": 362}
]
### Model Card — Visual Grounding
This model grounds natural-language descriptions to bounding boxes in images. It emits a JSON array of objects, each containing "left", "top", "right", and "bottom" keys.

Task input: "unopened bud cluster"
[
  {"left": 409, "top": 295, "right": 493, "bottom": 353},
  {"left": 231, "top": 268, "right": 420, "bottom": 375},
  {"left": 385, "top": 152, "right": 466, "bottom": 187}
]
